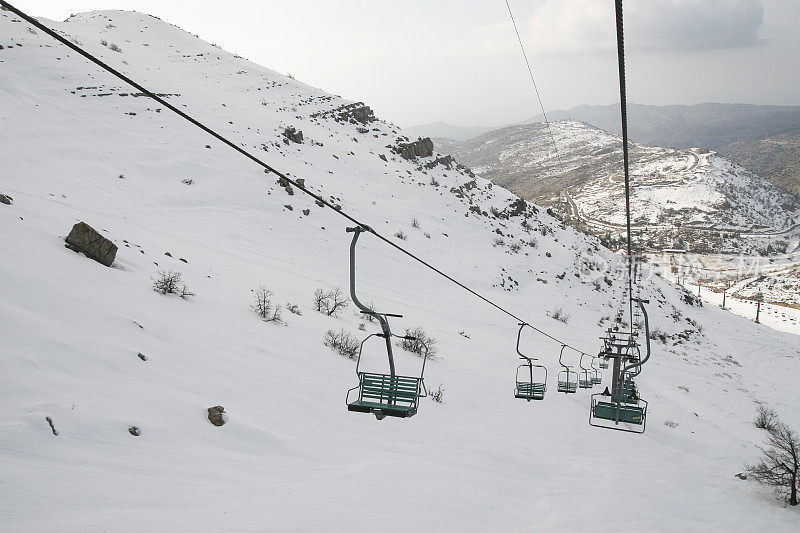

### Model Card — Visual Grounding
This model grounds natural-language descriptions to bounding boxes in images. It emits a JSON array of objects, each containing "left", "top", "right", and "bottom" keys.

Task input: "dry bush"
[
  {"left": 313, "top": 287, "right": 349, "bottom": 317},
  {"left": 251, "top": 287, "right": 282, "bottom": 323},
  {"left": 399, "top": 326, "right": 437, "bottom": 358},
  {"left": 746, "top": 421, "right": 799, "bottom": 506},
  {"left": 152, "top": 271, "right": 194, "bottom": 299},
  {"left": 755, "top": 405, "right": 779, "bottom": 432},
  {"left": 324, "top": 329, "right": 359, "bottom": 359}
]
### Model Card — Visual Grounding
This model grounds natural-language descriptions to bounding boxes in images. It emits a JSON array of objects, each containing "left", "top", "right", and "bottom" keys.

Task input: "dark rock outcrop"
[
  {"left": 311, "top": 102, "right": 376, "bottom": 125},
  {"left": 392, "top": 137, "right": 434, "bottom": 160},
  {"left": 64, "top": 221, "right": 117, "bottom": 267},
  {"left": 282, "top": 126, "right": 303, "bottom": 144},
  {"left": 0, "top": 193, "right": 12, "bottom": 205}
]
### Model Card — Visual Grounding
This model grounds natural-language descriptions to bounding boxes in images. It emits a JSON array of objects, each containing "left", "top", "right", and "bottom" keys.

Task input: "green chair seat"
[
  {"left": 348, "top": 372, "right": 422, "bottom": 418},
  {"left": 558, "top": 381, "right": 577, "bottom": 393},
  {"left": 516, "top": 382, "right": 546, "bottom": 400},
  {"left": 348, "top": 400, "right": 416, "bottom": 417},
  {"left": 593, "top": 401, "right": 644, "bottom": 425}
]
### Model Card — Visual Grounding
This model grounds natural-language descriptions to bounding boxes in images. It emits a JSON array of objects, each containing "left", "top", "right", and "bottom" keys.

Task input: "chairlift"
[
  {"left": 514, "top": 323, "right": 547, "bottom": 401},
  {"left": 578, "top": 354, "right": 594, "bottom": 389},
  {"left": 343, "top": 226, "right": 428, "bottom": 420},
  {"left": 557, "top": 345, "right": 578, "bottom": 394},
  {"left": 589, "top": 298, "right": 651, "bottom": 434},
  {"left": 590, "top": 357, "right": 602, "bottom": 385}
]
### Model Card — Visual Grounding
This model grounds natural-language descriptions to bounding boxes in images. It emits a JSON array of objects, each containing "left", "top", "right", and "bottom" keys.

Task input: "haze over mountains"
[{"left": 408, "top": 103, "right": 800, "bottom": 198}]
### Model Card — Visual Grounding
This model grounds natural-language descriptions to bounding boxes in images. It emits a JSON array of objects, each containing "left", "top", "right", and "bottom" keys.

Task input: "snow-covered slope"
[
  {"left": 2, "top": 9, "right": 800, "bottom": 531},
  {"left": 437, "top": 121, "right": 800, "bottom": 255}
]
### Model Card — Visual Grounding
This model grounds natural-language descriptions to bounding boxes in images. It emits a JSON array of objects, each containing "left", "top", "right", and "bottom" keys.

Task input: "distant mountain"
[
  {"left": 722, "top": 132, "right": 800, "bottom": 198},
  {"left": 525, "top": 103, "right": 800, "bottom": 198},
  {"left": 402, "top": 121, "right": 496, "bottom": 141},
  {"left": 436, "top": 120, "right": 800, "bottom": 255}
]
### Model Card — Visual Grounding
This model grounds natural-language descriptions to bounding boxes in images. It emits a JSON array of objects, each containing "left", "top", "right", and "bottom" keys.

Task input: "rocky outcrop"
[
  {"left": 310, "top": 102, "right": 376, "bottom": 125},
  {"left": 0, "top": 193, "right": 12, "bottom": 205},
  {"left": 282, "top": 126, "right": 303, "bottom": 144},
  {"left": 64, "top": 221, "right": 117, "bottom": 267},
  {"left": 392, "top": 137, "right": 434, "bottom": 160}
]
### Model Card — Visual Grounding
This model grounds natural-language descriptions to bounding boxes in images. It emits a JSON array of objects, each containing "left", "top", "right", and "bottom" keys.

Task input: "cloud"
[
  {"left": 628, "top": 0, "right": 764, "bottom": 51},
  {"left": 499, "top": 0, "right": 765, "bottom": 55}
]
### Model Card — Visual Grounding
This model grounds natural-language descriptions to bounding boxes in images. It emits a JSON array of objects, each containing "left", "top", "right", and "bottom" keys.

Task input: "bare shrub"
[
  {"left": 395, "top": 230, "right": 407, "bottom": 240},
  {"left": 430, "top": 384, "right": 444, "bottom": 403},
  {"left": 251, "top": 287, "right": 282, "bottom": 322},
  {"left": 178, "top": 285, "right": 195, "bottom": 300},
  {"left": 746, "top": 421, "right": 799, "bottom": 506},
  {"left": 152, "top": 271, "right": 194, "bottom": 299},
  {"left": 313, "top": 287, "right": 349, "bottom": 317},
  {"left": 411, "top": 218, "right": 420, "bottom": 228},
  {"left": 509, "top": 242, "right": 521, "bottom": 253},
  {"left": 548, "top": 307, "right": 570, "bottom": 324},
  {"left": 285, "top": 303, "right": 302, "bottom": 316},
  {"left": 356, "top": 300, "right": 377, "bottom": 322},
  {"left": 664, "top": 420, "right": 679, "bottom": 428},
  {"left": 182, "top": 178, "right": 194, "bottom": 185},
  {"left": 109, "top": 43, "right": 122, "bottom": 52},
  {"left": 324, "top": 329, "right": 359, "bottom": 359},
  {"left": 399, "top": 326, "right": 437, "bottom": 357},
  {"left": 755, "top": 405, "right": 779, "bottom": 432},
  {"left": 649, "top": 327, "right": 668, "bottom": 344},
  {"left": 493, "top": 237, "right": 505, "bottom": 247}
]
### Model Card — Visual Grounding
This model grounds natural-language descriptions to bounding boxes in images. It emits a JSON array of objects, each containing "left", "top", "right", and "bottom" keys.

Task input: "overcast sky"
[{"left": 18, "top": 0, "right": 800, "bottom": 128}]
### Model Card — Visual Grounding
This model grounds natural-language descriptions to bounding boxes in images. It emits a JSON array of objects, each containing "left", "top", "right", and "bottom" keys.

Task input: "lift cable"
[
  {"left": 504, "top": 0, "right": 569, "bottom": 199},
  {"left": 614, "top": 0, "right": 636, "bottom": 333},
  {"left": 2, "top": 0, "right": 595, "bottom": 357}
]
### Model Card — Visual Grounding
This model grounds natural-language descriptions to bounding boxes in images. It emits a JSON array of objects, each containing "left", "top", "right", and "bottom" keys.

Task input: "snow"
[{"left": 1, "top": 9, "right": 800, "bottom": 531}]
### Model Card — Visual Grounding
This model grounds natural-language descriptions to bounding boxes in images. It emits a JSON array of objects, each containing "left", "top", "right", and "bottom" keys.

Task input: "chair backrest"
[{"left": 359, "top": 372, "right": 421, "bottom": 407}]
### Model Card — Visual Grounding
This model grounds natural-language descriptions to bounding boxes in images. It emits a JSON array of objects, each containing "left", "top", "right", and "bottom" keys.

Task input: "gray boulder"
[
  {"left": 64, "top": 221, "right": 118, "bottom": 267},
  {"left": 207, "top": 405, "right": 227, "bottom": 426},
  {"left": 0, "top": 193, "right": 12, "bottom": 205}
]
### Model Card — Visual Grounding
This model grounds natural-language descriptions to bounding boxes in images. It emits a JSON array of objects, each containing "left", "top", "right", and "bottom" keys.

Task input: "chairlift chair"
[
  {"left": 343, "top": 226, "right": 429, "bottom": 420},
  {"left": 588, "top": 298, "right": 651, "bottom": 434},
  {"left": 578, "top": 354, "right": 594, "bottom": 389},
  {"left": 590, "top": 388, "right": 647, "bottom": 433},
  {"left": 557, "top": 345, "right": 578, "bottom": 393},
  {"left": 514, "top": 323, "right": 547, "bottom": 401},
  {"left": 590, "top": 357, "right": 602, "bottom": 385},
  {"left": 346, "top": 329, "right": 429, "bottom": 419}
]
